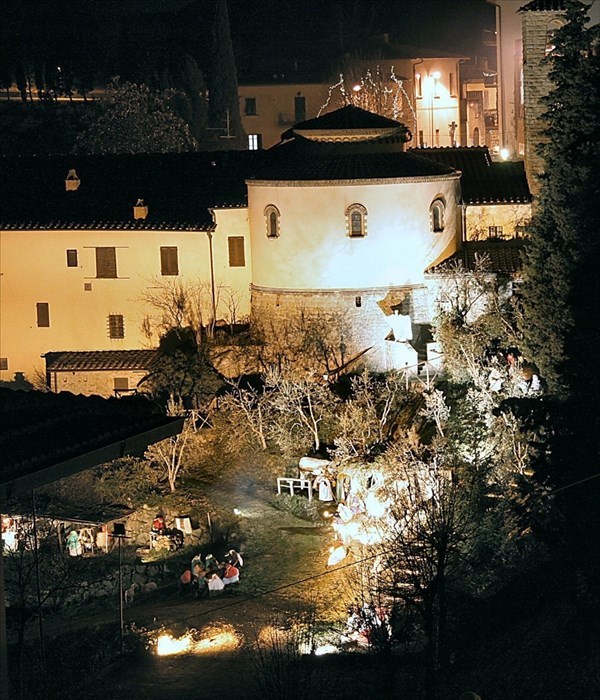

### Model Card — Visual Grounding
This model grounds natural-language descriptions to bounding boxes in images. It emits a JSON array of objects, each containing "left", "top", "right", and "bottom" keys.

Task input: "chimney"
[
  {"left": 133, "top": 198, "right": 148, "bottom": 220},
  {"left": 65, "top": 169, "right": 80, "bottom": 191}
]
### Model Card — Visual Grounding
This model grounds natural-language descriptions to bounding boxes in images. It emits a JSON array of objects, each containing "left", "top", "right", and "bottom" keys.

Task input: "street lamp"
[{"left": 112, "top": 523, "right": 127, "bottom": 646}]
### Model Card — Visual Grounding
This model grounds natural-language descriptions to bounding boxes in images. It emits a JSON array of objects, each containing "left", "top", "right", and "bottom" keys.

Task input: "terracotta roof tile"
[
  {"left": 519, "top": 0, "right": 567, "bottom": 12},
  {"left": 427, "top": 240, "right": 526, "bottom": 275},
  {"left": 252, "top": 137, "right": 457, "bottom": 181},
  {"left": 44, "top": 350, "right": 158, "bottom": 372},
  {"left": 0, "top": 388, "right": 178, "bottom": 486},
  {"left": 410, "top": 147, "right": 532, "bottom": 204},
  {"left": 0, "top": 151, "right": 262, "bottom": 231}
]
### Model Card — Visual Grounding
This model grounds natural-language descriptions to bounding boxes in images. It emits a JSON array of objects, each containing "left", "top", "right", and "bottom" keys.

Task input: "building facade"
[{"left": 0, "top": 107, "right": 531, "bottom": 388}]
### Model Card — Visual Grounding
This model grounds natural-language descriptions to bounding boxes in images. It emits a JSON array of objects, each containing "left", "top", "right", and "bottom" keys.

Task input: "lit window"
[
  {"left": 488, "top": 226, "right": 504, "bottom": 238},
  {"left": 346, "top": 204, "right": 367, "bottom": 238},
  {"left": 66, "top": 249, "right": 78, "bottom": 267},
  {"left": 228, "top": 236, "right": 245, "bottom": 267},
  {"left": 96, "top": 247, "right": 117, "bottom": 278},
  {"left": 160, "top": 246, "right": 179, "bottom": 276},
  {"left": 415, "top": 73, "right": 422, "bottom": 98},
  {"left": 244, "top": 98, "right": 257, "bottom": 115},
  {"left": 248, "top": 134, "right": 262, "bottom": 150},
  {"left": 108, "top": 314, "right": 124, "bottom": 339},
  {"left": 430, "top": 199, "right": 445, "bottom": 233},
  {"left": 36, "top": 303, "right": 50, "bottom": 327},
  {"left": 264, "top": 205, "right": 280, "bottom": 238}
]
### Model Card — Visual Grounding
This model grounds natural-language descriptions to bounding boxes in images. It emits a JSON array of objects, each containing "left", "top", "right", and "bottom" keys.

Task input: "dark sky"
[{"left": 228, "top": 0, "right": 495, "bottom": 71}]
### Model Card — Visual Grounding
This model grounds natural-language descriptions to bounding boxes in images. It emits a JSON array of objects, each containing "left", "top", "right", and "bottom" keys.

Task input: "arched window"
[
  {"left": 345, "top": 203, "right": 367, "bottom": 238},
  {"left": 264, "top": 205, "right": 280, "bottom": 238},
  {"left": 430, "top": 198, "right": 445, "bottom": 233}
]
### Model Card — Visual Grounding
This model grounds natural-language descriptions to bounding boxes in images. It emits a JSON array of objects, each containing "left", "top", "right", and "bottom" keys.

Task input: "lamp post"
[{"left": 112, "top": 523, "right": 126, "bottom": 647}]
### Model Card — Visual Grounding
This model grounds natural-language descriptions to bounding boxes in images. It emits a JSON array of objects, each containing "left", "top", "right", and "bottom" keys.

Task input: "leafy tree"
[
  {"left": 518, "top": 0, "right": 600, "bottom": 397},
  {"left": 141, "top": 328, "right": 223, "bottom": 411},
  {"left": 73, "top": 81, "right": 198, "bottom": 154}
]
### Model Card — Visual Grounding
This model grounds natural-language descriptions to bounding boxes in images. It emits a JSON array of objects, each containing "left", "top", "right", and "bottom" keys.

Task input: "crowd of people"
[{"left": 178, "top": 549, "right": 244, "bottom": 598}]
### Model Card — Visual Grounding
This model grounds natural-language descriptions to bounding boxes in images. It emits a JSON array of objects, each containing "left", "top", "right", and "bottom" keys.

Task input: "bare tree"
[
  {"left": 144, "top": 416, "right": 194, "bottom": 492},
  {"left": 263, "top": 368, "right": 338, "bottom": 455}
]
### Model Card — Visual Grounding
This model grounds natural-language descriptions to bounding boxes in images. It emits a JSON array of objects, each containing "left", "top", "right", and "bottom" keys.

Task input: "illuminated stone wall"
[
  {"left": 521, "top": 8, "right": 564, "bottom": 193},
  {"left": 46, "top": 369, "right": 150, "bottom": 397}
]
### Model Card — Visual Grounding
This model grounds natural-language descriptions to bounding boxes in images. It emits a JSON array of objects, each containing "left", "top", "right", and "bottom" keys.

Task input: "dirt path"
[{"left": 38, "top": 484, "right": 353, "bottom": 699}]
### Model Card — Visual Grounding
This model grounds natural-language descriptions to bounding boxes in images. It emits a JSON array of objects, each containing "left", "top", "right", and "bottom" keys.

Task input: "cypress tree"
[
  {"left": 519, "top": 0, "right": 600, "bottom": 576},
  {"left": 519, "top": 0, "right": 600, "bottom": 399},
  {"left": 204, "top": 0, "right": 246, "bottom": 150}
]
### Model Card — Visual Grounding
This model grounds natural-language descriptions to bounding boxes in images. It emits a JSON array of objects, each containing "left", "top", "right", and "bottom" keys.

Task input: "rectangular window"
[
  {"left": 114, "top": 377, "right": 129, "bottom": 391},
  {"left": 418, "top": 130, "right": 424, "bottom": 147},
  {"left": 96, "top": 247, "right": 117, "bottom": 278},
  {"left": 108, "top": 314, "right": 124, "bottom": 339},
  {"left": 36, "top": 302, "right": 50, "bottom": 327},
  {"left": 228, "top": 236, "right": 245, "bottom": 267},
  {"left": 244, "top": 97, "right": 257, "bottom": 115},
  {"left": 0, "top": 358, "right": 8, "bottom": 371},
  {"left": 449, "top": 72, "right": 455, "bottom": 96},
  {"left": 294, "top": 95, "right": 306, "bottom": 122},
  {"left": 416, "top": 74, "right": 422, "bottom": 98},
  {"left": 488, "top": 226, "right": 504, "bottom": 238},
  {"left": 66, "top": 249, "right": 78, "bottom": 267},
  {"left": 435, "top": 129, "right": 440, "bottom": 146},
  {"left": 248, "top": 134, "right": 262, "bottom": 150},
  {"left": 355, "top": 296, "right": 362, "bottom": 308},
  {"left": 160, "top": 246, "right": 179, "bottom": 276}
]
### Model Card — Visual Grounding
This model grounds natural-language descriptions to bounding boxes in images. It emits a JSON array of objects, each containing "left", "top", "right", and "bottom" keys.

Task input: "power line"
[{"left": 154, "top": 551, "right": 380, "bottom": 628}]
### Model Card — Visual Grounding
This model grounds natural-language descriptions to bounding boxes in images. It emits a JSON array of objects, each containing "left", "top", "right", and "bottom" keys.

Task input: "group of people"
[
  {"left": 179, "top": 549, "right": 244, "bottom": 598},
  {"left": 150, "top": 514, "right": 184, "bottom": 551}
]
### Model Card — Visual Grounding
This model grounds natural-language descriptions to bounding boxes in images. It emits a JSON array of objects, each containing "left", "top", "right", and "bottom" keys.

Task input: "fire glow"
[{"left": 155, "top": 625, "right": 242, "bottom": 656}]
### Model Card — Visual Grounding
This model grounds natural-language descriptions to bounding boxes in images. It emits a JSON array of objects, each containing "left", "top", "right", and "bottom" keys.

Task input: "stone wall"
[
  {"left": 48, "top": 369, "right": 149, "bottom": 397},
  {"left": 522, "top": 10, "right": 564, "bottom": 194},
  {"left": 251, "top": 284, "right": 433, "bottom": 372}
]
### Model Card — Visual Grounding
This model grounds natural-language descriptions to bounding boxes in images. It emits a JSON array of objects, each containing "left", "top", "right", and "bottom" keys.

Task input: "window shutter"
[
  {"left": 228, "top": 237, "right": 245, "bottom": 267},
  {"left": 36, "top": 303, "right": 50, "bottom": 327},
  {"left": 96, "top": 247, "right": 117, "bottom": 278},
  {"left": 160, "top": 247, "right": 179, "bottom": 275},
  {"left": 108, "top": 314, "right": 124, "bottom": 339}
]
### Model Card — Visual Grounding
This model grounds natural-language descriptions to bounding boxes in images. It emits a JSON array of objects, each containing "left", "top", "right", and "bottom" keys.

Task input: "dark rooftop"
[
  {"left": 0, "top": 388, "right": 182, "bottom": 498},
  {"left": 519, "top": 0, "right": 567, "bottom": 12},
  {"left": 427, "top": 240, "right": 526, "bottom": 275},
  {"left": 252, "top": 136, "right": 457, "bottom": 181},
  {"left": 45, "top": 350, "right": 158, "bottom": 372},
  {"left": 0, "top": 151, "right": 262, "bottom": 231},
  {"left": 290, "top": 105, "right": 406, "bottom": 133},
  {"left": 410, "top": 147, "right": 532, "bottom": 204}
]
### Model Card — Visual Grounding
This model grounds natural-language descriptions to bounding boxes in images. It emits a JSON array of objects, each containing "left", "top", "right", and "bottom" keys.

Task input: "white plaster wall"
[
  {"left": 0, "top": 221, "right": 252, "bottom": 382},
  {"left": 248, "top": 176, "right": 461, "bottom": 292}
]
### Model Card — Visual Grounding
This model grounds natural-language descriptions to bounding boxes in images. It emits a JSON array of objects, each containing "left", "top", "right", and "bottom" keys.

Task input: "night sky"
[{"left": 228, "top": 0, "right": 495, "bottom": 70}]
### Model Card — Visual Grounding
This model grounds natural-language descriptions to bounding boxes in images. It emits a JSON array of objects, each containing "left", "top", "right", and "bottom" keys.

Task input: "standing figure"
[
  {"left": 66, "top": 530, "right": 82, "bottom": 557},
  {"left": 313, "top": 475, "right": 334, "bottom": 502}
]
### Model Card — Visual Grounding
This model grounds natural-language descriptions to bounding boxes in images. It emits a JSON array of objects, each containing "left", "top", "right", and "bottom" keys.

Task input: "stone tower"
[{"left": 519, "top": 0, "right": 568, "bottom": 194}]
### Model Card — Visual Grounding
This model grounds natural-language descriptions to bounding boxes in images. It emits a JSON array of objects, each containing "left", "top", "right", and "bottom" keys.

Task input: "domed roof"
[
  {"left": 250, "top": 135, "right": 457, "bottom": 182},
  {"left": 282, "top": 104, "right": 411, "bottom": 143}
]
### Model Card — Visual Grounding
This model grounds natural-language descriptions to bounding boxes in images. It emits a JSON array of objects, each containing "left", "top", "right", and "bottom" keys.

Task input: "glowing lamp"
[
  {"left": 352, "top": 84, "right": 361, "bottom": 92},
  {"left": 432, "top": 71, "right": 441, "bottom": 80},
  {"left": 500, "top": 148, "right": 510, "bottom": 161}
]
